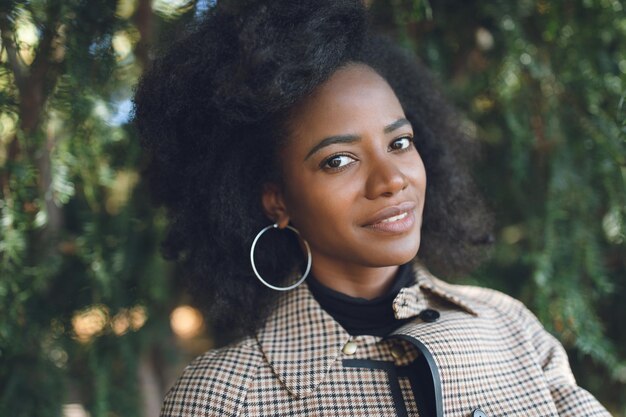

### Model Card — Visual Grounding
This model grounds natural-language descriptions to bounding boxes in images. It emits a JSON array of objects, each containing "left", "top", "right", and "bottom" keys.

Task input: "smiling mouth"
[
  {"left": 380, "top": 212, "right": 408, "bottom": 223},
  {"left": 363, "top": 202, "right": 417, "bottom": 234},
  {"left": 363, "top": 201, "right": 417, "bottom": 226},
  {"left": 364, "top": 209, "right": 415, "bottom": 233}
]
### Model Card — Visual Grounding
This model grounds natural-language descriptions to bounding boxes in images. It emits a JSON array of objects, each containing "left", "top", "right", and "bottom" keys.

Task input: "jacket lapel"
[{"left": 255, "top": 280, "right": 350, "bottom": 398}]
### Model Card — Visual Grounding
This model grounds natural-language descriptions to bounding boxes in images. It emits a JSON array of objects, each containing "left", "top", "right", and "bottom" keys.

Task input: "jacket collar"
[
  {"left": 412, "top": 263, "right": 480, "bottom": 317},
  {"left": 255, "top": 262, "right": 480, "bottom": 398}
]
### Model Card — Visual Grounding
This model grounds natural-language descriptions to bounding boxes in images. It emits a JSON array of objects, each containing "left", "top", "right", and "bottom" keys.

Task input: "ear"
[{"left": 261, "top": 183, "right": 290, "bottom": 229}]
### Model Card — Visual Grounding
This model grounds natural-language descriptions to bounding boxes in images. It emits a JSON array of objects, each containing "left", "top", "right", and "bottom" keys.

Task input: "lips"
[{"left": 362, "top": 201, "right": 417, "bottom": 227}]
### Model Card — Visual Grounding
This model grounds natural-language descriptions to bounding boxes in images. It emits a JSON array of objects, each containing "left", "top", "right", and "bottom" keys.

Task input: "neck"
[{"left": 310, "top": 260, "right": 400, "bottom": 300}]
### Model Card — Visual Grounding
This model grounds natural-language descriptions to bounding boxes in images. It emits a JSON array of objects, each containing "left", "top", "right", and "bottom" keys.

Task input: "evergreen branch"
[
  {"left": 0, "top": 10, "right": 27, "bottom": 92},
  {"left": 0, "top": 11, "right": 21, "bottom": 198},
  {"left": 29, "top": 3, "right": 62, "bottom": 97},
  {"left": 22, "top": 2, "right": 43, "bottom": 30}
]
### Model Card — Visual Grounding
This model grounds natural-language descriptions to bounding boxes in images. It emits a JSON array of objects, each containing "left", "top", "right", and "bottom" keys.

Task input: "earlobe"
[{"left": 261, "top": 183, "right": 290, "bottom": 228}]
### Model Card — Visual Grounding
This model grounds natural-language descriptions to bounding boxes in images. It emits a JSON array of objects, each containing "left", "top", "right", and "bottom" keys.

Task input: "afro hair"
[{"left": 133, "top": 0, "right": 493, "bottom": 335}]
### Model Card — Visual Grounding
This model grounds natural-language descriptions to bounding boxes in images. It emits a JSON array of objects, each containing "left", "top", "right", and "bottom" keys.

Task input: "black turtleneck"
[{"left": 307, "top": 262, "right": 416, "bottom": 336}]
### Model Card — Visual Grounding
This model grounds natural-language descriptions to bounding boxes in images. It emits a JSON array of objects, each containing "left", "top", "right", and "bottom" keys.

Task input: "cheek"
[
  {"left": 409, "top": 153, "right": 427, "bottom": 190},
  {"left": 282, "top": 175, "right": 360, "bottom": 241},
  {"left": 286, "top": 179, "right": 352, "bottom": 224}
]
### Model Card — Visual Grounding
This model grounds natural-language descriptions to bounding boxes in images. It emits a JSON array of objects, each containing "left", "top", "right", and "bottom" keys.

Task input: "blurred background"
[{"left": 0, "top": 0, "right": 624, "bottom": 416}]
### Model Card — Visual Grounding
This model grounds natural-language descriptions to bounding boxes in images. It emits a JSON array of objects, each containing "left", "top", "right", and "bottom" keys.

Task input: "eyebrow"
[
  {"left": 304, "top": 118, "right": 412, "bottom": 161},
  {"left": 383, "top": 118, "right": 411, "bottom": 134}
]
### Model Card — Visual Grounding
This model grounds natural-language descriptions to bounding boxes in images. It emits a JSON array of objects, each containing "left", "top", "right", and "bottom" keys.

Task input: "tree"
[{"left": 0, "top": 1, "right": 196, "bottom": 416}]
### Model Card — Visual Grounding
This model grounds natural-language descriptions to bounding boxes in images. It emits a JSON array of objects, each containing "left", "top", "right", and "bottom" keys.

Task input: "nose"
[{"left": 364, "top": 154, "right": 408, "bottom": 199}]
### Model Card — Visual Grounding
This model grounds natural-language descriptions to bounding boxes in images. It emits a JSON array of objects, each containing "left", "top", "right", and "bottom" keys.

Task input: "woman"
[{"left": 133, "top": 0, "right": 611, "bottom": 416}]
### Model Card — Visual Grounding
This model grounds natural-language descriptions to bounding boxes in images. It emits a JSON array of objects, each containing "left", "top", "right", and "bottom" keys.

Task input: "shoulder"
[
  {"left": 431, "top": 276, "right": 542, "bottom": 326},
  {"left": 452, "top": 281, "right": 526, "bottom": 313},
  {"left": 433, "top": 277, "right": 571, "bottom": 360},
  {"left": 433, "top": 278, "right": 568, "bottom": 356},
  {"left": 161, "top": 336, "right": 262, "bottom": 417}
]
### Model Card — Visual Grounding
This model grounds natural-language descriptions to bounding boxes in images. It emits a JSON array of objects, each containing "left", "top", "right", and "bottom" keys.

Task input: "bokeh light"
[{"left": 170, "top": 305, "right": 204, "bottom": 340}]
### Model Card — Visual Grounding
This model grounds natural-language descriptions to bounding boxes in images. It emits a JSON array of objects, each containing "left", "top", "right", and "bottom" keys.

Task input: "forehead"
[{"left": 286, "top": 63, "right": 407, "bottom": 143}]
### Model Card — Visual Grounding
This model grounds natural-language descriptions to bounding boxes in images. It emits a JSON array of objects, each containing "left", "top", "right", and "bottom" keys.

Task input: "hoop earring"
[{"left": 250, "top": 223, "right": 312, "bottom": 291}]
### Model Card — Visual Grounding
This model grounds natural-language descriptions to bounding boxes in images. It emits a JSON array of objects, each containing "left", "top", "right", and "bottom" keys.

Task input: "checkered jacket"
[{"left": 161, "top": 264, "right": 612, "bottom": 416}]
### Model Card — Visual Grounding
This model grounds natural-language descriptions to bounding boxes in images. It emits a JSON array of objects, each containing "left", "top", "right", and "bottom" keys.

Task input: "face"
[{"left": 263, "top": 63, "right": 426, "bottom": 274}]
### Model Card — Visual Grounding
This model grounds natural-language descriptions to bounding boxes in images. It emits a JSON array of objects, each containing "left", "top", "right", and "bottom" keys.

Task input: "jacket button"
[
  {"left": 419, "top": 308, "right": 440, "bottom": 323},
  {"left": 391, "top": 344, "right": 406, "bottom": 360},
  {"left": 342, "top": 341, "right": 357, "bottom": 355},
  {"left": 472, "top": 409, "right": 488, "bottom": 417}
]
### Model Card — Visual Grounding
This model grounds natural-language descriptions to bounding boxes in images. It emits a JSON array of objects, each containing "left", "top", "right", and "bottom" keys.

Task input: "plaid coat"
[{"left": 161, "top": 264, "right": 611, "bottom": 416}]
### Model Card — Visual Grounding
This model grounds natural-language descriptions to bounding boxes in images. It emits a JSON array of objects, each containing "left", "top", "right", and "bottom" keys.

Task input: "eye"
[
  {"left": 389, "top": 136, "right": 413, "bottom": 151},
  {"left": 321, "top": 154, "right": 356, "bottom": 170}
]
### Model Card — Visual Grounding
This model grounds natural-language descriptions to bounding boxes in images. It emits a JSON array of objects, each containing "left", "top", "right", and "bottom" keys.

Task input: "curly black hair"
[{"left": 133, "top": 0, "right": 493, "bottom": 334}]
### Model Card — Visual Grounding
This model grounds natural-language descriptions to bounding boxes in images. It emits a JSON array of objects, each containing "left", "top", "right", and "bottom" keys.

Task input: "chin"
[{"left": 362, "top": 237, "right": 421, "bottom": 267}]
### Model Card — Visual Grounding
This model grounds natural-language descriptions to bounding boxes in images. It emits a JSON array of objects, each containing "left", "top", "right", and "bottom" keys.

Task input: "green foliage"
[
  {"left": 0, "top": 0, "right": 624, "bottom": 415},
  {"left": 0, "top": 1, "right": 188, "bottom": 416}
]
